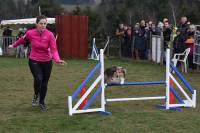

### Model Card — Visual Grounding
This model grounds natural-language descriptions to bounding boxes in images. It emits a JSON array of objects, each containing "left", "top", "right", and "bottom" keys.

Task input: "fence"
[
  {"left": 151, "top": 34, "right": 164, "bottom": 63},
  {"left": 56, "top": 16, "right": 88, "bottom": 59}
]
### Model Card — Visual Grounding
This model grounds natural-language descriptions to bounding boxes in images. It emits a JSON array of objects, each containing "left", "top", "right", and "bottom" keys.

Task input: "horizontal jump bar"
[
  {"left": 72, "top": 108, "right": 104, "bottom": 114},
  {"left": 106, "top": 96, "right": 166, "bottom": 102},
  {"left": 107, "top": 81, "right": 165, "bottom": 86}
]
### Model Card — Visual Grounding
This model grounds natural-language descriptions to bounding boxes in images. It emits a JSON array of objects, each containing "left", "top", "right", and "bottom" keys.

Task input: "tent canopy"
[{"left": 0, "top": 18, "right": 55, "bottom": 25}]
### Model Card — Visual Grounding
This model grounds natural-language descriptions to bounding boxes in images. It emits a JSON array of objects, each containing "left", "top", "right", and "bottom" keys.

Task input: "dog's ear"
[
  {"left": 113, "top": 72, "right": 117, "bottom": 77},
  {"left": 123, "top": 68, "right": 126, "bottom": 74}
]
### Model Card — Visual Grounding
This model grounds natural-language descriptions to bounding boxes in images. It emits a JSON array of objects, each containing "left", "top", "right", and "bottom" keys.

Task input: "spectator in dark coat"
[
  {"left": 163, "top": 21, "right": 172, "bottom": 50},
  {"left": 173, "top": 29, "right": 187, "bottom": 54},
  {"left": 178, "top": 16, "right": 189, "bottom": 42},
  {"left": 123, "top": 25, "right": 132, "bottom": 58},
  {"left": 134, "top": 20, "right": 147, "bottom": 60},
  {"left": 2, "top": 26, "right": 12, "bottom": 54}
]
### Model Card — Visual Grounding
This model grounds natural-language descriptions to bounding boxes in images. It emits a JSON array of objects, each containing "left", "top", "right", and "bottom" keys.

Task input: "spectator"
[
  {"left": 178, "top": 16, "right": 189, "bottom": 42},
  {"left": 123, "top": 25, "right": 132, "bottom": 58},
  {"left": 16, "top": 31, "right": 25, "bottom": 58},
  {"left": 2, "top": 26, "right": 12, "bottom": 54},
  {"left": 163, "top": 18, "right": 169, "bottom": 23},
  {"left": 116, "top": 23, "right": 125, "bottom": 57},
  {"left": 134, "top": 20, "right": 147, "bottom": 60},
  {"left": 151, "top": 22, "right": 159, "bottom": 35},
  {"left": 173, "top": 29, "right": 187, "bottom": 54},
  {"left": 146, "top": 21, "right": 153, "bottom": 59},
  {"left": 185, "top": 24, "right": 196, "bottom": 71},
  {"left": 157, "top": 21, "right": 164, "bottom": 35},
  {"left": 163, "top": 21, "right": 172, "bottom": 50}
]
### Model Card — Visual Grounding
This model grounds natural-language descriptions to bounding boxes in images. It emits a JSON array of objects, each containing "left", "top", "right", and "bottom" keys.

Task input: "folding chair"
[{"left": 171, "top": 48, "right": 190, "bottom": 73}]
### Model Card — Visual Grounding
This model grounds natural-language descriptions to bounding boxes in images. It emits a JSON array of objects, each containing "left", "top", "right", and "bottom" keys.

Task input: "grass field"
[{"left": 0, "top": 57, "right": 199, "bottom": 133}]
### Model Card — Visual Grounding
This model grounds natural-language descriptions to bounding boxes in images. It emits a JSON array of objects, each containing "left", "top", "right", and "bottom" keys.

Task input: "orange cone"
[
  {"left": 79, "top": 85, "right": 89, "bottom": 109},
  {"left": 169, "top": 79, "right": 176, "bottom": 104}
]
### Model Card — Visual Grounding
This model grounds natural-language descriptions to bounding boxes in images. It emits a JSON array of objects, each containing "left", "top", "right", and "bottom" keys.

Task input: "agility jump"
[
  {"left": 89, "top": 37, "right": 110, "bottom": 60},
  {"left": 68, "top": 49, "right": 196, "bottom": 116}
]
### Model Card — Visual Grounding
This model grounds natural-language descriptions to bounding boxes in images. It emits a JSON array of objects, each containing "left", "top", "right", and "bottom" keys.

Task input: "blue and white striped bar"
[
  {"left": 170, "top": 86, "right": 184, "bottom": 104},
  {"left": 72, "top": 63, "right": 101, "bottom": 100},
  {"left": 107, "top": 81, "right": 165, "bottom": 86},
  {"left": 83, "top": 87, "right": 102, "bottom": 110},
  {"left": 170, "top": 63, "right": 194, "bottom": 94}
]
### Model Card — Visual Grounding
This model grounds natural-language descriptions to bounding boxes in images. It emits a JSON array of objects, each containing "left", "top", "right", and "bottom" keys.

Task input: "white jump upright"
[
  {"left": 68, "top": 49, "right": 196, "bottom": 116},
  {"left": 89, "top": 38, "right": 99, "bottom": 60},
  {"left": 68, "top": 49, "right": 105, "bottom": 116},
  {"left": 166, "top": 49, "right": 170, "bottom": 109},
  {"left": 167, "top": 48, "right": 196, "bottom": 108}
]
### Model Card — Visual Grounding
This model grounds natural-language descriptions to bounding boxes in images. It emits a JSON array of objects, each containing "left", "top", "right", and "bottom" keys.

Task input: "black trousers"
[{"left": 29, "top": 59, "right": 52, "bottom": 104}]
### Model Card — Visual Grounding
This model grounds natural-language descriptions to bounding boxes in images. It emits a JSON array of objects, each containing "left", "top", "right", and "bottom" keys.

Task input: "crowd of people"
[{"left": 115, "top": 16, "right": 199, "bottom": 70}]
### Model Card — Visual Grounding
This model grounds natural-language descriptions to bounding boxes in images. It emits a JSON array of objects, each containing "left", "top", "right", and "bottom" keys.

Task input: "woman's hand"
[
  {"left": 57, "top": 60, "right": 67, "bottom": 65},
  {"left": 8, "top": 45, "right": 14, "bottom": 49}
]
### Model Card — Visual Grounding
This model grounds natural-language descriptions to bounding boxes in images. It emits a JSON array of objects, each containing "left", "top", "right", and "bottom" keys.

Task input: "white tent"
[{"left": 0, "top": 18, "right": 55, "bottom": 25}]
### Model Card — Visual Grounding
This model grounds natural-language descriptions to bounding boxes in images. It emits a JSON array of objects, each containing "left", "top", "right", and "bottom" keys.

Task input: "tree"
[
  {"left": 83, "top": 6, "right": 101, "bottom": 37},
  {"left": 71, "top": 5, "right": 82, "bottom": 15},
  {"left": 0, "top": 0, "right": 17, "bottom": 19},
  {"left": 37, "top": 0, "right": 64, "bottom": 17}
]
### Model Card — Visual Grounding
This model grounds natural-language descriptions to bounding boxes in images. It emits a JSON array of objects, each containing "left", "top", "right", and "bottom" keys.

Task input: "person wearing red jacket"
[
  {"left": 9, "top": 15, "right": 66, "bottom": 112},
  {"left": 185, "top": 24, "right": 196, "bottom": 71}
]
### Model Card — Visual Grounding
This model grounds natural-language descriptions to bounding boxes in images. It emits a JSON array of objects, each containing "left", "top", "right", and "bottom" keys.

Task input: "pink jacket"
[{"left": 12, "top": 29, "right": 61, "bottom": 63}]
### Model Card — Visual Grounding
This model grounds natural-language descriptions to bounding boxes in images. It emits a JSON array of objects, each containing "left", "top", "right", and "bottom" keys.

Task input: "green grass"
[{"left": 0, "top": 57, "right": 200, "bottom": 133}]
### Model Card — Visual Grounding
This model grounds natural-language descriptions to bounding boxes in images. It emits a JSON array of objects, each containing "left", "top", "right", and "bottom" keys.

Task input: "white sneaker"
[{"left": 32, "top": 94, "right": 39, "bottom": 107}]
